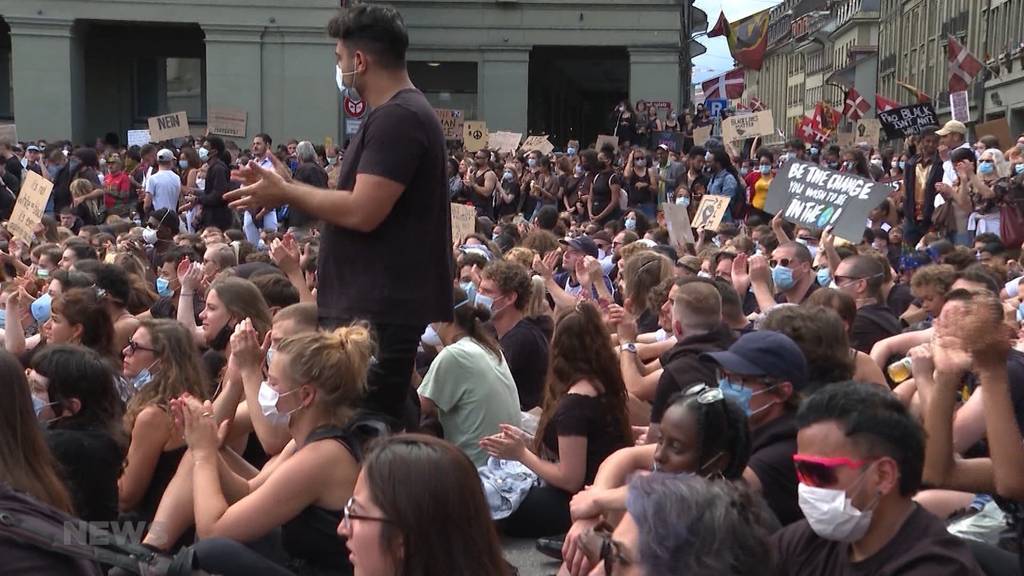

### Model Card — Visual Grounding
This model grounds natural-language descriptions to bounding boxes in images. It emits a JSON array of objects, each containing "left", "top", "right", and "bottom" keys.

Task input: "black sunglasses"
[{"left": 769, "top": 257, "right": 792, "bottom": 268}]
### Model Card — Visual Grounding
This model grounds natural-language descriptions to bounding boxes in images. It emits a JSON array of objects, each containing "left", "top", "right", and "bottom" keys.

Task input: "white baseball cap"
[{"left": 157, "top": 148, "right": 175, "bottom": 162}]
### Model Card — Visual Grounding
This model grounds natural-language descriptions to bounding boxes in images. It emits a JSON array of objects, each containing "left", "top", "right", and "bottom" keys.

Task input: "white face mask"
[
  {"left": 797, "top": 468, "right": 879, "bottom": 542},
  {"left": 336, "top": 64, "right": 358, "bottom": 100},
  {"left": 142, "top": 227, "right": 158, "bottom": 245},
  {"left": 257, "top": 381, "right": 300, "bottom": 427},
  {"left": 421, "top": 324, "right": 443, "bottom": 348}
]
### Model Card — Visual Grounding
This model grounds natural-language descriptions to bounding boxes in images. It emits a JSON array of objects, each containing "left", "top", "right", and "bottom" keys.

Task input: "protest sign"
[
  {"left": 520, "top": 135, "right": 554, "bottom": 156},
  {"left": 595, "top": 134, "right": 619, "bottom": 152},
  {"left": 435, "top": 109, "right": 464, "bottom": 140},
  {"left": 127, "top": 129, "right": 151, "bottom": 148},
  {"left": 463, "top": 121, "right": 488, "bottom": 153},
  {"left": 855, "top": 119, "right": 881, "bottom": 146},
  {"left": 147, "top": 111, "right": 190, "bottom": 141},
  {"left": 488, "top": 131, "right": 522, "bottom": 154},
  {"left": 692, "top": 195, "right": 731, "bottom": 232},
  {"left": 663, "top": 202, "right": 695, "bottom": 245},
  {"left": 764, "top": 159, "right": 891, "bottom": 242},
  {"left": 692, "top": 125, "right": 713, "bottom": 147},
  {"left": 721, "top": 110, "right": 774, "bottom": 143},
  {"left": 0, "top": 124, "right": 17, "bottom": 143},
  {"left": 836, "top": 132, "right": 855, "bottom": 148},
  {"left": 652, "top": 131, "right": 686, "bottom": 153},
  {"left": 450, "top": 203, "right": 477, "bottom": 243},
  {"left": 207, "top": 108, "right": 248, "bottom": 138},
  {"left": 8, "top": 171, "right": 52, "bottom": 244},
  {"left": 974, "top": 117, "right": 1012, "bottom": 149},
  {"left": 877, "top": 103, "right": 938, "bottom": 140},
  {"left": 949, "top": 91, "right": 970, "bottom": 123}
]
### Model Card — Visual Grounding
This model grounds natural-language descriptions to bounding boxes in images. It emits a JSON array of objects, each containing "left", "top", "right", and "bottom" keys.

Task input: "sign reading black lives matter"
[
  {"left": 764, "top": 160, "right": 891, "bottom": 243},
  {"left": 877, "top": 103, "right": 938, "bottom": 140}
]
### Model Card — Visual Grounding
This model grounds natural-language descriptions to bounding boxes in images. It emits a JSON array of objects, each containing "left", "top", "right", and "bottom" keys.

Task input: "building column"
[
  {"left": 261, "top": 27, "right": 339, "bottom": 145},
  {"left": 8, "top": 16, "right": 83, "bottom": 142},
  {"left": 202, "top": 24, "right": 265, "bottom": 143},
  {"left": 629, "top": 48, "right": 681, "bottom": 111},
  {"left": 479, "top": 48, "right": 529, "bottom": 133}
]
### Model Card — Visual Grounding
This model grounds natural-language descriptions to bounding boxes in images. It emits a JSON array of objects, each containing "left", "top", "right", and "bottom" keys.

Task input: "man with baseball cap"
[
  {"left": 935, "top": 120, "right": 970, "bottom": 186},
  {"left": 23, "top": 145, "right": 44, "bottom": 176},
  {"left": 551, "top": 235, "right": 613, "bottom": 300},
  {"left": 703, "top": 329, "right": 808, "bottom": 525},
  {"left": 144, "top": 148, "right": 182, "bottom": 215}
]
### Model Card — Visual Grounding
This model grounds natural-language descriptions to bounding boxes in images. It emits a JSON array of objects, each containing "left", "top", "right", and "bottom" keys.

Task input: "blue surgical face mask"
[
  {"left": 978, "top": 161, "right": 995, "bottom": 175},
  {"left": 567, "top": 147, "right": 577, "bottom": 156},
  {"left": 1016, "top": 164, "right": 1024, "bottom": 175},
  {"left": 771, "top": 265, "right": 796, "bottom": 292},
  {"left": 760, "top": 164, "right": 771, "bottom": 175},
  {"left": 475, "top": 293, "right": 494, "bottom": 312},
  {"left": 719, "top": 376, "right": 775, "bottom": 417},
  {"left": 740, "top": 167, "right": 749, "bottom": 176},
  {"left": 676, "top": 196, "right": 691, "bottom": 207},
  {"left": 266, "top": 347, "right": 275, "bottom": 367},
  {"left": 625, "top": 218, "right": 636, "bottom": 231},
  {"left": 155, "top": 277, "right": 173, "bottom": 298},
  {"left": 816, "top": 267, "right": 832, "bottom": 287},
  {"left": 33, "top": 395, "right": 58, "bottom": 417},
  {"left": 178, "top": 159, "right": 188, "bottom": 170},
  {"left": 31, "top": 293, "right": 52, "bottom": 324},
  {"left": 898, "top": 160, "right": 906, "bottom": 171},
  {"left": 810, "top": 147, "right": 819, "bottom": 156},
  {"left": 0, "top": 308, "right": 6, "bottom": 329},
  {"left": 527, "top": 158, "right": 537, "bottom": 169}
]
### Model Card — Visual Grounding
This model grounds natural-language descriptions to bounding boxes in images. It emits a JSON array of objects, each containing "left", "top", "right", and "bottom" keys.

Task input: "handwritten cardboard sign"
[
  {"left": 520, "top": 135, "right": 554, "bottom": 156},
  {"left": 855, "top": 119, "right": 881, "bottom": 146},
  {"left": 450, "top": 202, "right": 477, "bottom": 243},
  {"left": 663, "top": 202, "right": 695, "bottom": 245},
  {"left": 147, "top": 111, "right": 190, "bottom": 141},
  {"left": 721, "top": 110, "right": 774, "bottom": 143},
  {"left": 488, "top": 131, "right": 522, "bottom": 155},
  {"left": 693, "top": 125, "right": 712, "bottom": 147},
  {"left": 0, "top": 124, "right": 17, "bottom": 144},
  {"left": 127, "top": 129, "right": 151, "bottom": 148},
  {"left": 692, "top": 195, "right": 731, "bottom": 232},
  {"left": 207, "top": 108, "right": 248, "bottom": 138},
  {"left": 595, "top": 134, "right": 619, "bottom": 152},
  {"left": 8, "top": 171, "right": 52, "bottom": 243},
  {"left": 764, "top": 159, "right": 890, "bottom": 242},
  {"left": 877, "top": 103, "right": 938, "bottom": 140},
  {"left": 435, "top": 108, "right": 464, "bottom": 140},
  {"left": 836, "top": 132, "right": 855, "bottom": 148},
  {"left": 975, "top": 117, "right": 1012, "bottom": 150},
  {"left": 463, "top": 121, "right": 488, "bottom": 153}
]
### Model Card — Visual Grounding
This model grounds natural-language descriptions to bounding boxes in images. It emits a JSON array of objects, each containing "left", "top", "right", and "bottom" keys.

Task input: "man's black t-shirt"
[
  {"left": 319, "top": 88, "right": 453, "bottom": 327},
  {"left": 749, "top": 412, "right": 802, "bottom": 526},
  {"left": 850, "top": 303, "right": 901, "bottom": 354},
  {"left": 499, "top": 317, "right": 550, "bottom": 410}
]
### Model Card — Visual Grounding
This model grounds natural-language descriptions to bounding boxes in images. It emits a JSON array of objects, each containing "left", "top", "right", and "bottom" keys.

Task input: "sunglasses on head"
[{"left": 792, "top": 454, "right": 870, "bottom": 488}]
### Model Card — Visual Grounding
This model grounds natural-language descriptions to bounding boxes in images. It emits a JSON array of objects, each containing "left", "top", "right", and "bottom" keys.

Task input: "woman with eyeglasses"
[
  {"left": 559, "top": 385, "right": 751, "bottom": 575},
  {"left": 481, "top": 302, "right": 632, "bottom": 538},
  {"left": 163, "top": 323, "right": 375, "bottom": 576},
  {"left": 118, "top": 319, "right": 209, "bottom": 522},
  {"left": 338, "top": 434, "right": 513, "bottom": 576}
]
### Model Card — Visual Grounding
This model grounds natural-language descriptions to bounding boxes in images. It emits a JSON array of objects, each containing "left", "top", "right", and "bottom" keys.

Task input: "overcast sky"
[{"left": 692, "top": 0, "right": 784, "bottom": 83}]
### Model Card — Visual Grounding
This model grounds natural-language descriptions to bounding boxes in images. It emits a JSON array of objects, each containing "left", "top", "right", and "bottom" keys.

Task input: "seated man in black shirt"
[
  {"left": 774, "top": 382, "right": 983, "bottom": 576},
  {"left": 703, "top": 330, "right": 808, "bottom": 526},
  {"left": 835, "top": 255, "right": 901, "bottom": 354},
  {"left": 478, "top": 260, "right": 549, "bottom": 410}
]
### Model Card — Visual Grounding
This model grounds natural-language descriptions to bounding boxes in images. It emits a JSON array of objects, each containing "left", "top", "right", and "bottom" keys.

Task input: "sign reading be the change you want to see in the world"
[{"left": 764, "top": 160, "right": 891, "bottom": 242}]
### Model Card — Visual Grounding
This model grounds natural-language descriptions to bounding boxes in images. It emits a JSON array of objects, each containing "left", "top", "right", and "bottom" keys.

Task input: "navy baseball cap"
[
  {"left": 559, "top": 235, "right": 599, "bottom": 259},
  {"left": 702, "top": 330, "right": 808, "bottom": 391}
]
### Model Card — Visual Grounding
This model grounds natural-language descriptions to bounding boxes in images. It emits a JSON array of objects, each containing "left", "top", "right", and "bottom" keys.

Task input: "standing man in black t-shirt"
[{"left": 226, "top": 4, "right": 452, "bottom": 428}]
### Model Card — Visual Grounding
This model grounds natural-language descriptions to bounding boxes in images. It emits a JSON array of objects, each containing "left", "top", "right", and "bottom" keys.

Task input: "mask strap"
[{"left": 453, "top": 298, "right": 470, "bottom": 310}]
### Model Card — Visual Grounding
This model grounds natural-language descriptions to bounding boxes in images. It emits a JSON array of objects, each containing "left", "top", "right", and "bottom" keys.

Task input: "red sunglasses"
[{"left": 792, "top": 454, "right": 869, "bottom": 488}]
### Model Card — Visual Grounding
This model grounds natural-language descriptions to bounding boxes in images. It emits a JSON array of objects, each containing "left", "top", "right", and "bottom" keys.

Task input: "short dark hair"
[
  {"left": 66, "top": 243, "right": 98, "bottom": 262},
  {"left": 688, "top": 145, "right": 706, "bottom": 159},
  {"left": 955, "top": 264, "right": 1001, "bottom": 295},
  {"left": 251, "top": 272, "right": 300, "bottom": 310},
  {"left": 796, "top": 381, "right": 925, "bottom": 496},
  {"left": 328, "top": 4, "right": 409, "bottom": 70},
  {"left": 254, "top": 133, "right": 272, "bottom": 147}
]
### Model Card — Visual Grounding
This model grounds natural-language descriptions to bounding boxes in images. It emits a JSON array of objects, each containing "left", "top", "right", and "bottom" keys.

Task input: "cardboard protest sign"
[
  {"left": 0, "top": 124, "right": 17, "bottom": 144},
  {"left": 877, "top": 103, "right": 938, "bottom": 140},
  {"left": 488, "top": 131, "right": 522, "bottom": 154},
  {"left": 207, "top": 108, "right": 247, "bottom": 138},
  {"left": 663, "top": 202, "right": 695, "bottom": 245},
  {"left": 435, "top": 109, "right": 464, "bottom": 140},
  {"left": 693, "top": 125, "right": 712, "bottom": 147},
  {"left": 949, "top": 91, "right": 970, "bottom": 123},
  {"left": 127, "top": 129, "right": 151, "bottom": 148},
  {"left": 147, "top": 111, "right": 190, "bottom": 141},
  {"left": 692, "top": 195, "right": 731, "bottom": 232},
  {"left": 974, "top": 117, "right": 1012, "bottom": 150},
  {"left": 450, "top": 203, "right": 477, "bottom": 243},
  {"left": 652, "top": 131, "right": 686, "bottom": 153},
  {"left": 855, "top": 120, "right": 881, "bottom": 146},
  {"left": 595, "top": 134, "right": 619, "bottom": 152},
  {"left": 764, "top": 159, "right": 891, "bottom": 242},
  {"left": 836, "top": 132, "right": 855, "bottom": 148},
  {"left": 463, "top": 121, "right": 488, "bottom": 153},
  {"left": 520, "top": 135, "right": 554, "bottom": 156},
  {"left": 721, "top": 110, "right": 774, "bottom": 143},
  {"left": 8, "top": 171, "right": 52, "bottom": 244}
]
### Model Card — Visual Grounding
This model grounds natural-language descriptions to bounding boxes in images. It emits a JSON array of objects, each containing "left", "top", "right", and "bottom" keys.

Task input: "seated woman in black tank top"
[{"left": 156, "top": 323, "right": 376, "bottom": 576}]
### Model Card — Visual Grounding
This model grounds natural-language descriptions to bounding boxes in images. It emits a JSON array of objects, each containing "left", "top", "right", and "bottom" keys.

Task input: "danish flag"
[
  {"left": 947, "top": 35, "right": 984, "bottom": 93},
  {"left": 749, "top": 97, "right": 765, "bottom": 111},
  {"left": 701, "top": 68, "right": 746, "bottom": 100},
  {"left": 875, "top": 94, "right": 900, "bottom": 113},
  {"left": 842, "top": 88, "right": 870, "bottom": 121}
]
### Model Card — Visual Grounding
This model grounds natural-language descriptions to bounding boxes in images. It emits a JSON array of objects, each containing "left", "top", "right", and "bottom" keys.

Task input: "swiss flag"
[
  {"left": 811, "top": 102, "right": 841, "bottom": 132},
  {"left": 875, "top": 94, "right": 900, "bottom": 113},
  {"left": 701, "top": 68, "right": 746, "bottom": 100},
  {"left": 796, "top": 116, "right": 829, "bottom": 144},
  {"left": 948, "top": 35, "right": 984, "bottom": 93},
  {"left": 842, "top": 88, "right": 870, "bottom": 121}
]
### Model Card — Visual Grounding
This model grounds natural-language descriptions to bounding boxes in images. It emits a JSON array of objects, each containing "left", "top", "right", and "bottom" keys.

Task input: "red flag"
[
  {"left": 875, "top": 94, "right": 900, "bottom": 113},
  {"left": 842, "top": 88, "right": 870, "bottom": 121},
  {"left": 708, "top": 11, "right": 730, "bottom": 38},
  {"left": 948, "top": 35, "right": 984, "bottom": 93},
  {"left": 750, "top": 97, "right": 765, "bottom": 111},
  {"left": 811, "top": 102, "right": 841, "bottom": 132},
  {"left": 701, "top": 68, "right": 745, "bottom": 100},
  {"left": 796, "top": 116, "right": 829, "bottom": 144}
]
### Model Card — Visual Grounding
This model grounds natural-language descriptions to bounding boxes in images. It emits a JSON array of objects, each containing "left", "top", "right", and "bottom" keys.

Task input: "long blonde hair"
[
  {"left": 276, "top": 324, "right": 375, "bottom": 426},
  {"left": 125, "top": 319, "right": 209, "bottom": 429},
  {"left": 209, "top": 277, "right": 272, "bottom": 341}
]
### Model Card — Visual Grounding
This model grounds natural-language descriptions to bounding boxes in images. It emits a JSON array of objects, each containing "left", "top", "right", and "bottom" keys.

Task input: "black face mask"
[{"left": 209, "top": 321, "right": 235, "bottom": 352}]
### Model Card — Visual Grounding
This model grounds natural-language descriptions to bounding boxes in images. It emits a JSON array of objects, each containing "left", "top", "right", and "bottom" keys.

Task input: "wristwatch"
[{"left": 620, "top": 342, "right": 638, "bottom": 354}]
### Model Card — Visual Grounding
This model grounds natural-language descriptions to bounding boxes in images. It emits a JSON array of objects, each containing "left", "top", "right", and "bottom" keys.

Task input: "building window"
[
  {"left": 134, "top": 57, "right": 205, "bottom": 122},
  {"left": 408, "top": 61, "right": 478, "bottom": 120}
]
